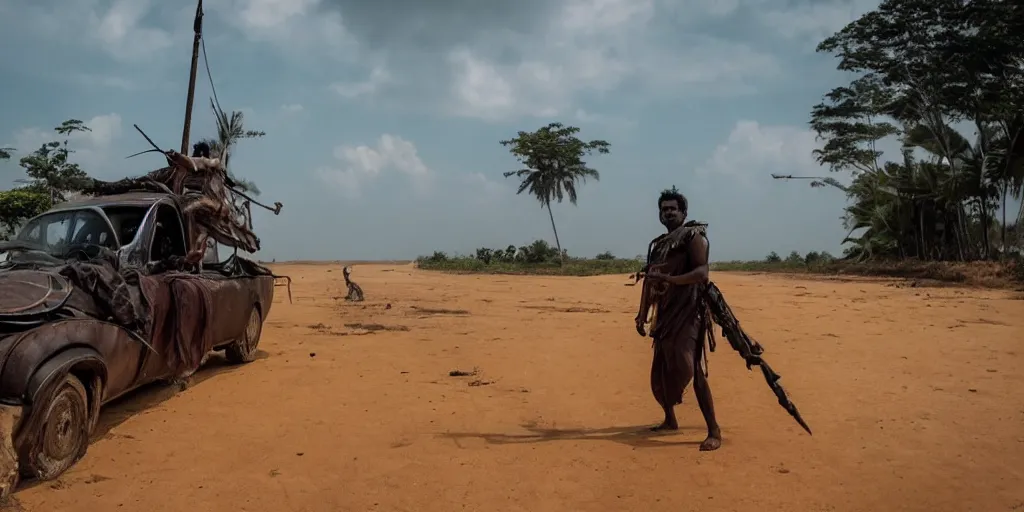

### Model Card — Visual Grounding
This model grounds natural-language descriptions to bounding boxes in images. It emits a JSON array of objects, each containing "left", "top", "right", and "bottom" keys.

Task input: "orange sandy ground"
[{"left": 10, "top": 264, "right": 1024, "bottom": 512}]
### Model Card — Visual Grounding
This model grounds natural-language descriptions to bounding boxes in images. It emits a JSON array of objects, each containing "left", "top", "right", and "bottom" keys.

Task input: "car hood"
[{"left": 0, "top": 269, "right": 73, "bottom": 320}]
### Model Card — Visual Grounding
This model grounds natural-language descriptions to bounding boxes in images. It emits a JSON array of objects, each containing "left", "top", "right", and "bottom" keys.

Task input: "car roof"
[{"left": 50, "top": 192, "right": 171, "bottom": 210}]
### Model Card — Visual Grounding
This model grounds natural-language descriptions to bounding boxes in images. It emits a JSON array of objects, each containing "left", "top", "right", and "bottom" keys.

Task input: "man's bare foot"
[
  {"left": 650, "top": 421, "right": 678, "bottom": 432},
  {"left": 699, "top": 434, "right": 722, "bottom": 451}
]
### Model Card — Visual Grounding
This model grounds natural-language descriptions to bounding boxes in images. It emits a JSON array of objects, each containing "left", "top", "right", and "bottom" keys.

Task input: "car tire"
[
  {"left": 19, "top": 374, "right": 90, "bottom": 481},
  {"left": 225, "top": 307, "right": 262, "bottom": 364}
]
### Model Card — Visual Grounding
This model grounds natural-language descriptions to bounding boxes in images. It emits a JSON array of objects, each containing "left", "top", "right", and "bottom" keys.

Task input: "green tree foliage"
[
  {"left": 784, "top": 251, "right": 803, "bottom": 265},
  {"left": 804, "top": 251, "right": 835, "bottom": 265},
  {"left": 198, "top": 99, "right": 265, "bottom": 195},
  {"left": 0, "top": 119, "right": 94, "bottom": 238},
  {"left": 416, "top": 240, "right": 641, "bottom": 276},
  {"left": 810, "top": 0, "right": 1024, "bottom": 261},
  {"left": 17, "top": 119, "right": 93, "bottom": 204},
  {"left": 501, "top": 122, "right": 610, "bottom": 265},
  {"left": 0, "top": 190, "right": 50, "bottom": 239},
  {"left": 469, "top": 240, "right": 566, "bottom": 265},
  {"left": 418, "top": 244, "right": 843, "bottom": 277}
]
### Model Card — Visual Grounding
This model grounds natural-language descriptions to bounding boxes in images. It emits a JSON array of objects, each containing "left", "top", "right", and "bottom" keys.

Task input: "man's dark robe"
[{"left": 643, "top": 221, "right": 710, "bottom": 407}]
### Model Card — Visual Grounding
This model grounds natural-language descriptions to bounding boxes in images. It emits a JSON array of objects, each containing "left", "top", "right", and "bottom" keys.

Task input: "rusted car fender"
[
  {"left": 23, "top": 347, "right": 106, "bottom": 431},
  {"left": 0, "top": 319, "right": 144, "bottom": 407},
  {"left": 0, "top": 318, "right": 132, "bottom": 502}
]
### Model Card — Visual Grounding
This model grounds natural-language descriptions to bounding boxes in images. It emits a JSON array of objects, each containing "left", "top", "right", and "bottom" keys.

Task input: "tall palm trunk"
[
  {"left": 919, "top": 207, "right": 927, "bottom": 260},
  {"left": 544, "top": 198, "right": 564, "bottom": 265},
  {"left": 950, "top": 203, "right": 966, "bottom": 260},
  {"left": 979, "top": 197, "right": 991, "bottom": 259},
  {"left": 1001, "top": 183, "right": 1008, "bottom": 257},
  {"left": 1016, "top": 198, "right": 1024, "bottom": 244}
]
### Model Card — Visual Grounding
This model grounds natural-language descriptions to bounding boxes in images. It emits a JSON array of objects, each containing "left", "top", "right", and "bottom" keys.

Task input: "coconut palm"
[
  {"left": 197, "top": 99, "right": 264, "bottom": 195},
  {"left": 503, "top": 165, "right": 597, "bottom": 264},
  {"left": 803, "top": 0, "right": 1024, "bottom": 262},
  {"left": 500, "top": 123, "right": 609, "bottom": 265}
]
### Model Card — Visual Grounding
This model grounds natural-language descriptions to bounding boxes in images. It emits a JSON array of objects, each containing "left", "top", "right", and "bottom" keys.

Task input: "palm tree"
[
  {"left": 500, "top": 123, "right": 609, "bottom": 265},
  {"left": 503, "top": 166, "right": 596, "bottom": 264},
  {"left": 989, "top": 116, "right": 1024, "bottom": 254},
  {"left": 198, "top": 99, "right": 265, "bottom": 195},
  {"left": 778, "top": 129, "right": 1001, "bottom": 262},
  {"left": 902, "top": 119, "right": 1010, "bottom": 260},
  {"left": 798, "top": 0, "right": 1024, "bottom": 263}
]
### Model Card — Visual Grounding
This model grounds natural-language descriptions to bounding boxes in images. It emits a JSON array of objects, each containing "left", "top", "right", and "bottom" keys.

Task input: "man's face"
[{"left": 659, "top": 200, "right": 684, "bottom": 227}]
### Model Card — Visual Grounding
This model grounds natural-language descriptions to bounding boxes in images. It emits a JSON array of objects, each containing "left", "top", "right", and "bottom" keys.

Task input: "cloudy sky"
[{"left": 0, "top": 0, "right": 901, "bottom": 261}]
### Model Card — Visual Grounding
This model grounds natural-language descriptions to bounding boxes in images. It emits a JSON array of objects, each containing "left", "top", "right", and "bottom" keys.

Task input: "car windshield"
[
  {"left": 16, "top": 208, "right": 121, "bottom": 256},
  {"left": 102, "top": 206, "right": 147, "bottom": 247}
]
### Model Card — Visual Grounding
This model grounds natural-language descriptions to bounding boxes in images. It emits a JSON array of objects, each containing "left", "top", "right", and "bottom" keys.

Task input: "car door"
[{"left": 132, "top": 202, "right": 190, "bottom": 384}]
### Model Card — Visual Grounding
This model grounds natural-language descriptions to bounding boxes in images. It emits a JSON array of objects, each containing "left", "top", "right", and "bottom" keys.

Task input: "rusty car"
[{"left": 0, "top": 192, "right": 277, "bottom": 498}]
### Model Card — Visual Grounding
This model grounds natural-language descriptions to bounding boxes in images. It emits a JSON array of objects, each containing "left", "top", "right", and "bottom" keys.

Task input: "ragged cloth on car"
[
  {"left": 58, "top": 257, "right": 151, "bottom": 336},
  {"left": 0, "top": 244, "right": 152, "bottom": 337},
  {"left": 139, "top": 274, "right": 216, "bottom": 378}
]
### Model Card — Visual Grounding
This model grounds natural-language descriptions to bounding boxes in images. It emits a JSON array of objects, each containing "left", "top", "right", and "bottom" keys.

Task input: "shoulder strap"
[{"left": 645, "top": 233, "right": 668, "bottom": 267}]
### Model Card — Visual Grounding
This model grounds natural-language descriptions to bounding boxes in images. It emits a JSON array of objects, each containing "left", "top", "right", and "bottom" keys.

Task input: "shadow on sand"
[
  {"left": 439, "top": 423, "right": 703, "bottom": 449},
  {"left": 90, "top": 349, "right": 270, "bottom": 441}
]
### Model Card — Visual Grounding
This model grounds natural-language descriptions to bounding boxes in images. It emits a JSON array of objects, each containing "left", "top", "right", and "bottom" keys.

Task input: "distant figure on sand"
[
  {"left": 636, "top": 187, "right": 722, "bottom": 451},
  {"left": 343, "top": 266, "right": 364, "bottom": 301}
]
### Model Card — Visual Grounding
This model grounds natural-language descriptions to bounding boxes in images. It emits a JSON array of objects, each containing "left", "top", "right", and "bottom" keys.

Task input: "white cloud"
[
  {"left": 280, "top": 103, "right": 305, "bottom": 113},
  {"left": 446, "top": 51, "right": 526, "bottom": 120},
  {"left": 574, "top": 109, "right": 637, "bottom": 132},
  {"left": 8, "top": 113, "right": 124, "bottom": 179},
  {"left": 697, "top": 118, "right": 910, "bottom": 188},
  {"left": 95, "top": 0, "right": 174, "bottom": 60},
  {"left": 216, "top": 0, "right": 359, "bottom": 60},
  {"left": 330, "top": 65, "right": 391, "bottom": 98},
  {"left": 0, "top": 0, "right": 189, "bottom": 64},
  {"left": 316, "top": 134, "right": 431, "bottom": 198},
  {"left": 235, "top": 0, "right": 320, "bottom": 28},
  {"left": 72, "top": 73, "right": 137, "bottom": 91},
  {"left": 696, "top": 120, "right": 823, "bottom": 183},
  {"left": 757, "top": 0, "right": 879, "bottom": 42},
  {"left": 445, "top": 0, "right": 779, "bottom": 121},
  {"left": 462, "top": 172, "right": 504, "bottom": 191},
  {"left": 8, "top": 0, "right": 784, "bottom": 121},
  {"left": 79, "top": 113, "right": 123, "bottom": 147},
  {"left": 13, "top": 114, "right": 122, "bottom": 153},
  {"left": 459, "top": 172, "right": 509, "bottom": 205},
  {"left": 5, "top": 0, "right": 358, "bottom": 63},
  {"left": 444, "top": 0, "right": 652, "bottom": 120}
]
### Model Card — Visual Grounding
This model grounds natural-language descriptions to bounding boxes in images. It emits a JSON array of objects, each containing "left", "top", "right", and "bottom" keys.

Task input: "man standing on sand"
[{"left": 635, "top": 186, "right": 722, "bottom": 451}]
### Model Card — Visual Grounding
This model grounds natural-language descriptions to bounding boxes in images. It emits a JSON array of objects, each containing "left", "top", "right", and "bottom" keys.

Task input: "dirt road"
[{"left": 11, "top": 264, "right": 1024, "bottom": 512}]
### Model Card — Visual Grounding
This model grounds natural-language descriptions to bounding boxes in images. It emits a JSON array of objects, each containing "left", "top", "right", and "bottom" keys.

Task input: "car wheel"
[
  {"left": 225, "top": 307, "right": 262, "bottom": 364},
  {"left": 19, "top": 375, "right": 90, "bottom": 480}
]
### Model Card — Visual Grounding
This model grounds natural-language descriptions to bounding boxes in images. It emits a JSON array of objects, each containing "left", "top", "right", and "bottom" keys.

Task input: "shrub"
[{"left": 417, "top": 240, "right": 641, "bottom": 276}]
